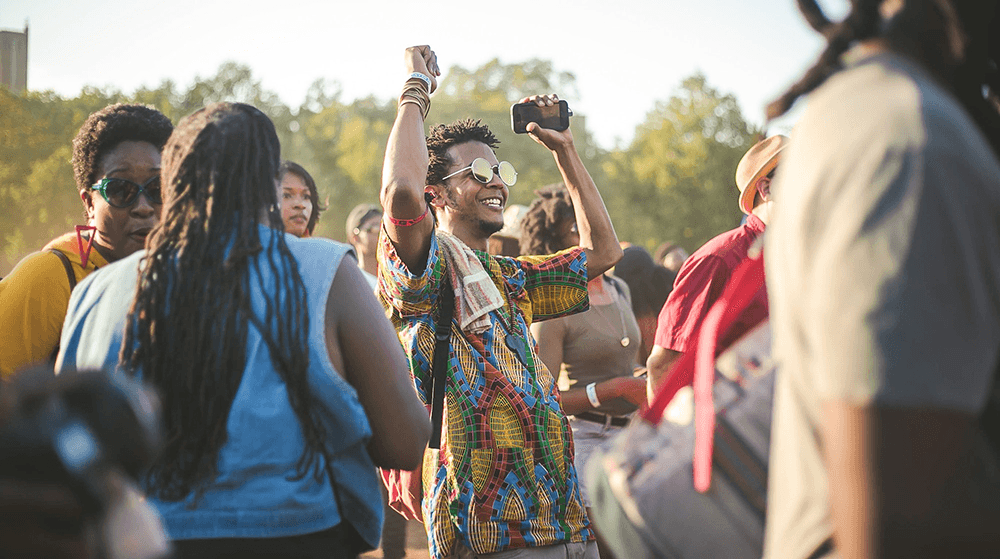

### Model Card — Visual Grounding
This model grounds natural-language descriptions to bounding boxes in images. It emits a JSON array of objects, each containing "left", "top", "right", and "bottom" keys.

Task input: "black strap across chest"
[{"left": 428, "top": 277, "right": 454, "bottom": 450}]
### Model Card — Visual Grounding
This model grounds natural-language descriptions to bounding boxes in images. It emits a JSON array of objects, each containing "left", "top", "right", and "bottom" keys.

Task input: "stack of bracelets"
[{"left": 399, "top": 72, "right": 431, "bottom": 119}]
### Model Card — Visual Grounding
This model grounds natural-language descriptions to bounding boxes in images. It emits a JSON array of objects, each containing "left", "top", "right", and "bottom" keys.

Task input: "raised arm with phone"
[{"left": 377, "top": 45, "right": 620, "bottom": 558}]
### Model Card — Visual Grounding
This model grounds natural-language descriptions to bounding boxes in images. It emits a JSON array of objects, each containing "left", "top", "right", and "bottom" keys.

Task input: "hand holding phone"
[{"left": 511, "top": 99, "right": 572, "bottom": 134}]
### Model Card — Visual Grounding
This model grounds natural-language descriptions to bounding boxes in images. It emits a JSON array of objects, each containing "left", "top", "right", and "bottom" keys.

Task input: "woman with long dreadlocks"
[
  {"left": 764, "top": 1, "right": 1000, "bottom": 558},
  {"left": 56, "top": 102, "right": 430, "bottom": 558}
]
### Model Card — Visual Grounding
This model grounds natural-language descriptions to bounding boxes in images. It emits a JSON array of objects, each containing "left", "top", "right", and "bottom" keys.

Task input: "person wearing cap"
[
  {"left": 645, "top": 135, "right": 786, "bottom": 402},
  {"left": 653, "top": 241, "right": 690, "bottom": 274},
  {"left": 345, "top": 203, "right": 383, "bottom": 289}
]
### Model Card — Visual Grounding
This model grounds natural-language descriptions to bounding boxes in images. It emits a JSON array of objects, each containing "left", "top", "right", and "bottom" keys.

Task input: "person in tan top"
[{"left": 523, "top": 186, "right": 645, "bottom": 559}]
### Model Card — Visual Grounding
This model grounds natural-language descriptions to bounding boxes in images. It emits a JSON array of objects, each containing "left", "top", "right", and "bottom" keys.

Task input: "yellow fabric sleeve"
[{"left": 0, "top": 251, "right": 74, "bottom": 377}]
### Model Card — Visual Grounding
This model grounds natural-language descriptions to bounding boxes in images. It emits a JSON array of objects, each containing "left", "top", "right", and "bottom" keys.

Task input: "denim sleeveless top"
[{"left": 58, "top": 226, "right": 382, "bottom": 548}]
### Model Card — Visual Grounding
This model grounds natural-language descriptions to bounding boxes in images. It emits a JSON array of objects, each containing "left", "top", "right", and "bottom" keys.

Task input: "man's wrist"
[{"left": 549, "top": 137, "right": 576, "bottom": 155}]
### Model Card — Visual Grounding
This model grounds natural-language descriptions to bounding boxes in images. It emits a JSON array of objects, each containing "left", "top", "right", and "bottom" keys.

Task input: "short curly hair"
[
  {"left": 72, "top": 104, "right": 174, "bottom": 192},
  {"left": 519, "top": 185, "right": 575, "bottom": 256},
  {"left": 425, "top": 118, "right": 500, "bottom": 187}
]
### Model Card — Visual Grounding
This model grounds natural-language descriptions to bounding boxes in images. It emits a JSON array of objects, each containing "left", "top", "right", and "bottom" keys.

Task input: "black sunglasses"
[{"left": 90, "top": 176, "right": 162, "bottom": 208}]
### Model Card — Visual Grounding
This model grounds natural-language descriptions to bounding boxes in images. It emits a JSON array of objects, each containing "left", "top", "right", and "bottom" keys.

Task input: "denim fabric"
[{"left": 58, "top": 226, "right": 382, "bottom": 548}]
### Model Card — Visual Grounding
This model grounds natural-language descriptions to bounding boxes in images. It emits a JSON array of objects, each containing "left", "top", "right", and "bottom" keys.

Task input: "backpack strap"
[
  {"left": 48, "top": 249, "right": 77, "bottom": 291},
  {"left": 46, "top": 249, "right": 78, "bottom": 365},
  {"left": 428, "top": 276, "right": 454, "bottom": 450}
]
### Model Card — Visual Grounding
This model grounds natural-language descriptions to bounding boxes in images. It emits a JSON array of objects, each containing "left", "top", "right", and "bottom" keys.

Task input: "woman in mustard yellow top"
[{"left": 0, "top": 104, "right": 173, "bottom": 377}]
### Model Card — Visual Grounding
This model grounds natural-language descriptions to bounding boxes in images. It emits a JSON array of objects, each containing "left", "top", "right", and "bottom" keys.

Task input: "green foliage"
[
  {"left": 605, "top": 74, "right": 761, "bottom": 252},
  {"left": 432, "top": 59, "right": 601, "bottom": 209},
  {"left": 1, "top": 62, "right": 757, "bottom": 276}
]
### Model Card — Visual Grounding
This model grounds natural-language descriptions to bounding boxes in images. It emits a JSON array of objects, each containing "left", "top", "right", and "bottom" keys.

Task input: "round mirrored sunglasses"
[
  {"left": 90, "top": 176, "right": 163, "bottom": 208},
  {"left": 442, "top": 157, "right": 517, "bottom": 187}
]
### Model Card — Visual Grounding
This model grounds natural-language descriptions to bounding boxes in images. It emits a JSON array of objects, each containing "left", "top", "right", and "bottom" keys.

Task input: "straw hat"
[{"left": 736, "top": 135, "right": 788, "bottom": 214}]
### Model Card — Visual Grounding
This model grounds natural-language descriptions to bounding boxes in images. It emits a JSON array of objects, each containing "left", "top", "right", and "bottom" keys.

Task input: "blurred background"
[{"left": 0, "top": 0, "right": 846, "bottom": 275}]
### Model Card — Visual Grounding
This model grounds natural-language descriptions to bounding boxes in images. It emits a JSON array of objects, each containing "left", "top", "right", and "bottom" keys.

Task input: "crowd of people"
[{"left": 0, "top": 1, "right": 999, "bottom": 558}]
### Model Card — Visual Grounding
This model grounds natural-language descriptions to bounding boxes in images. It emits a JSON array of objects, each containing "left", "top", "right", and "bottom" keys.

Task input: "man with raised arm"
[{"left": 377, "top": 46, "right": 621, "bottom": 559}]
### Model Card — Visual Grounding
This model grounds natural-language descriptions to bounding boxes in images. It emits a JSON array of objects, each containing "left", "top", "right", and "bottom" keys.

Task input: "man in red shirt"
[{"left": 645, "top": 135, "right": 786, "bottom": 402}]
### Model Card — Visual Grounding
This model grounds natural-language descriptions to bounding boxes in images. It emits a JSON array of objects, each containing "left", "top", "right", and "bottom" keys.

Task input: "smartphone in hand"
[{"left": 511, "top": 100, "right": 572, "bottom": 134}]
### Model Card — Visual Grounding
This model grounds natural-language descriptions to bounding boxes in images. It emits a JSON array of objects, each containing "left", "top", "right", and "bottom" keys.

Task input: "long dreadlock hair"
[
  {"left": 120, "top": 102, "right": 332, "bottom": 501},
  {"left": 769, "top": 0, "right": 1000, "bottom": 156}
]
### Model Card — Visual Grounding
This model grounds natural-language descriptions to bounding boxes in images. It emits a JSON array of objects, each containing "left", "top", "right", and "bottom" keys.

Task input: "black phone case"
[{"left": 510, "top": 100, "right": 570, "bottom": 133}]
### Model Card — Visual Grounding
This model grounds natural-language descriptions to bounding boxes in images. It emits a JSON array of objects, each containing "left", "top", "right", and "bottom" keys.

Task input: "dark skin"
[
  {"left": 381, "top": 46, "right": 622, "bottom": 278},
  {"left": 824, "top": 404, "right": 1000, "bottom": 558},
  {"left": 81, "top": 140, "right": 161, "bottom": 264},
  {"left": 323, "top": 254, "right": 431, "bottom": 470},
  {"left": 532, "top": 275, "right": 647, "bottom": 415}
]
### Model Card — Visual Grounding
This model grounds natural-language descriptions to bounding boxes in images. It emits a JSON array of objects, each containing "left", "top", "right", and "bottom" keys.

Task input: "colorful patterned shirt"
[{"left": 378, "top": 230, "right": 595, "bottom": 558}]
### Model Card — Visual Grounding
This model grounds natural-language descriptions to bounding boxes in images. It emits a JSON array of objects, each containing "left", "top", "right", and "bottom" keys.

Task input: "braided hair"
[
  {"left": 519, "top": 185, "right": 575, "bottom": 256},
  {"left": 120, "top": 102, "right": 332, "bottom": 501},
  {"left": 769, "top": 0, "right": 1000, "bottom": 155}
]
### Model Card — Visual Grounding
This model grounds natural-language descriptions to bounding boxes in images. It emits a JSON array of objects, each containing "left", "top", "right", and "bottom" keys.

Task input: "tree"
[
  {"left": 605, "top": 74, "right": 761, "bottom": 251},
  {"left": 432, "top": 59, "right": 605, "bottom": 209},
  {"left": 0, "top": 63, "right": 756, "bottom": 276},
  {"left": 293, "top": 94, "right": 396, "bottom": 240},
  {"left": 0, "top": 87, "right": 123, "bottom": 269}
]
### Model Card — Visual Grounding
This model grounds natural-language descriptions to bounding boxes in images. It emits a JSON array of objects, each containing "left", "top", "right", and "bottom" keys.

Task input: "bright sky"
[{"left": 2, "top": 0, "right": 846, "bottom": 148}]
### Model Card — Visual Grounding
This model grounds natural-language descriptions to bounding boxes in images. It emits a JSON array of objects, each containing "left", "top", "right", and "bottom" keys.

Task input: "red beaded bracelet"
[{"left": 386, "top": 206, "right": 428, "bottom": 227}]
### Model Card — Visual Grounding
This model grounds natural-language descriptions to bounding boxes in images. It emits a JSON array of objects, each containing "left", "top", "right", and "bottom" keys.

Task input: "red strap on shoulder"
[
  {"left": 639, "top": 252, "right": 767, "bottom": 494},
  {"left": 75, "top": 225, "right": 97, "bottom": 268},
  {"left": 692, "top": 255, "right": 766, "bottom": 492}
]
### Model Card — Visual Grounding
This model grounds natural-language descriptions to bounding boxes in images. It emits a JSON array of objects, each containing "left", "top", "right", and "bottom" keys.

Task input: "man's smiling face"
[{"left": 436, "top": 141, "right": 508, "bottom": 244}]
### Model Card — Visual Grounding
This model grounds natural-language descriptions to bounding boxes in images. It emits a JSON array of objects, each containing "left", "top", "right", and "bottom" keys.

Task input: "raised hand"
[
  {"left": 404, "top": 45, "right": 441, "bottom": 94},
  {"left": 519, "top": 94, "right": 575, "bottom": 151}
]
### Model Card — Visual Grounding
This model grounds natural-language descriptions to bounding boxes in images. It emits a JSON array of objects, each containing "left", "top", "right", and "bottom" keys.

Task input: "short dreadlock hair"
[
  {"left": 425, "top": 118, "right": 500, "bottom": 187},
  {"left": 72, "top": 104, "right": 174, "bottom": 193},
  {"left": 519, "top": 184, "right": 575, "bottom": 256}
]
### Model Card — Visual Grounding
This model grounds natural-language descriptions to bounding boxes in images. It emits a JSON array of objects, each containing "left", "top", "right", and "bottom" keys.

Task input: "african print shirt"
[{"left": 378, "top": 230, "right": 595, "bottom": 558}]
